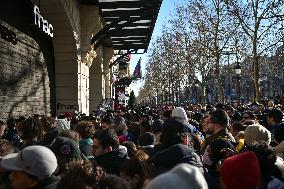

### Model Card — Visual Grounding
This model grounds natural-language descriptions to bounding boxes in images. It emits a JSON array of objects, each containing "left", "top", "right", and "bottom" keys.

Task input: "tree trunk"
[
  {"left": 201, "top": 72, "right": 206, "bottom": 105},
  {"left": 216, "top": 54, "right": 225, "bottom": 103},
  {"left": 253, "top": 32, "right": 260, "bottom": 102}
]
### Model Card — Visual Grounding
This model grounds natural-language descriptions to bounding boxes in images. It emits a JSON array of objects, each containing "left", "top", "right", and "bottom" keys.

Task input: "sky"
[{"left": 128, "top": 0, "right": 187, "bottom": 96}]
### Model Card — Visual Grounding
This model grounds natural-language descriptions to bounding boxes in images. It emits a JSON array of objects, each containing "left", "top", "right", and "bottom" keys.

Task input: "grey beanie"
[
  {"left": 145, "top": 163, "right": 208, "bottom": 189},
  {"left": 244, "top": 124, "right": 271, "bottom": 145}
]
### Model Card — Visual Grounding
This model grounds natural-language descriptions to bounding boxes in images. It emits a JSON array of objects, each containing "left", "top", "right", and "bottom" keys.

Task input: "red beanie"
[{"left": 220, "top": 151, "right": 261, "bottom": 189}]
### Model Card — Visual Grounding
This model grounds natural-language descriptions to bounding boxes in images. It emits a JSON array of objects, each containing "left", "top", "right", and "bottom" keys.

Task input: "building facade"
[{"left": 0, "top": 0, "right": 161, "bottom": 119}]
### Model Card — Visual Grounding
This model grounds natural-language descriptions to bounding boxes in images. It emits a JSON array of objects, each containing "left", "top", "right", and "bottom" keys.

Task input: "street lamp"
[{"left": 234, "top": 63, "right": 241, "bottom": 105}]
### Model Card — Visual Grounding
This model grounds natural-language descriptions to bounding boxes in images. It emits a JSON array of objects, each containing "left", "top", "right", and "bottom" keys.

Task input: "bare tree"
[
  {"left": 225, "top": 0, "right": 284, "bottom": 102},
  {"left": 184, "top": 0, "right": 236, "bottom": 103}
]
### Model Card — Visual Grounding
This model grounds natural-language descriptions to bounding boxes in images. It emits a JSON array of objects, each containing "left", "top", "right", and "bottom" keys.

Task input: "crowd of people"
[{"left": 0, "top": 100, "right": 284, "bottom": 189}]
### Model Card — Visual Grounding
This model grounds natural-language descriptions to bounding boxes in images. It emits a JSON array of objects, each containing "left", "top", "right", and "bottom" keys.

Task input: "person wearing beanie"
[
  {"left": 50, "top": 136, "right": 83, "bottom": 174},
  {"left": 220, "top": 151, "right": 261, "bottom": 189},
  {"left": 171, "top": 107, "right": 189, "bottom": 124},
  {"left": 144, "top": 163, "right": 208, "bottom": 189},
  {"left": 171, "top": 107, "right": 195, "bottom": 134},
  {"left": 244, "top": 124, "right": 271, "bottom": 146}
]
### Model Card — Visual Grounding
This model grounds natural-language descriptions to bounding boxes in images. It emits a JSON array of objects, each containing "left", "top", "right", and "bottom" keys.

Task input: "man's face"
[
  {"left": 202, "top": 116, "right": 210, "bottom": 133},
  {"left": 206, "top": 116, "right": 216, "bottom": 135},
  {"left": 9, "top": 171, "right": 38, "bottom": 189},
  {"left": 92, "top": 139, "right": 105, "bottom": 157}
]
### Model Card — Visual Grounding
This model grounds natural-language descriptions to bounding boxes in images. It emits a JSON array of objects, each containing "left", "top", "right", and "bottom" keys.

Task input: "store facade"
[
  {"left": 0, "top": 0, "right": 56, "bottom": 119},
  {"left": 0, "top": 0, "right": 110, "bottom": 118},
  {"left": 0, "top": 0, "right": 162, "bottom": 119}
]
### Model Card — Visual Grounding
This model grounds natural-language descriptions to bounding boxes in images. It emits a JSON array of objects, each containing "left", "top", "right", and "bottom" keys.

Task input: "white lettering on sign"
[{"left": 34, "top": 5, "right": 53, "bottom": 37}]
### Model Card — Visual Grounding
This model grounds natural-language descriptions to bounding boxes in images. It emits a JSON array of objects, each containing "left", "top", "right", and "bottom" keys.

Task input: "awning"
[{"left": 79, "top": 0, "right": 162, "bottom": 54}]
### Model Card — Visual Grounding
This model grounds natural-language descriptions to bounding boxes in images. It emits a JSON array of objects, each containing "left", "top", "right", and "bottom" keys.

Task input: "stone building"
[{"left": 0, "top": 0, "right": 161, "bottom": 119}]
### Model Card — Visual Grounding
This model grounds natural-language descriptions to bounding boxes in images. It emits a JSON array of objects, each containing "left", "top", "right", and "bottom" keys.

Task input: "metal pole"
[
  {"left": 227, "top": 54, "right": 231, "bottom": 103},
  {"left": 237, "top": 76, "right": 241, "bottom": 105}
]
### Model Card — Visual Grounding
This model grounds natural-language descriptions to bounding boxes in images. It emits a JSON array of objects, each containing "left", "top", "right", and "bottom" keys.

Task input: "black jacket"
[
  {"left": 151, "top": 144, "right": 220, "bottom": 189},
  {"left": 151, "top": 144, "right": 203, "bottom": 174},
  {"left": 36, "top": 127, "right": 59, "bottom": 147},
  {"left": 95, "top": 148, "right": 128, "bottom": 175}
]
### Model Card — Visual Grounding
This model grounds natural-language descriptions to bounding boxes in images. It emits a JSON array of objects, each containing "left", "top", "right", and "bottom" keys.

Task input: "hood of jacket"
[{"left": 151, "top": 144, "right": 203, "bottom": 173}]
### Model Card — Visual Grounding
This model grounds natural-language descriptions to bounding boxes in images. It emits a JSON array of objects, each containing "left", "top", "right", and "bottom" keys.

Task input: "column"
[{"left": 103, "top": 47, "right": 114, "bottom": 98}]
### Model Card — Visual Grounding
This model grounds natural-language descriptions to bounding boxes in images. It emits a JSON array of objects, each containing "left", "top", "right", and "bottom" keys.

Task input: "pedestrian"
[{"left": 0, "top": 145, "right": 60, "bottom": 189}]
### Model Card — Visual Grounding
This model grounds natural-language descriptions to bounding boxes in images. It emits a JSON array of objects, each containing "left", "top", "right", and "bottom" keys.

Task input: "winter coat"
[
  {"left": 37, "top": 127, "right": 59, "bottom": 147},
  {"left": 95, "top": 148, "right": 128, "bottom": 175},
  {"left": 150, "top": 144, "right": 203, "bottom": 174}
]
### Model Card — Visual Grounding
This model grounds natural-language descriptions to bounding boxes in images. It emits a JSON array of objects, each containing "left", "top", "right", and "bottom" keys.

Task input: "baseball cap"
[{"left": 0, "top": 145, "right": 57, "bottom": 180}]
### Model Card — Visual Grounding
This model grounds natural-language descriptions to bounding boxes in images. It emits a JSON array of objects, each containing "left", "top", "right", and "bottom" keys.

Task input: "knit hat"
[
  {"left": 171, "top": 107, "right": 188, "bottom": 122},
  {"left": 244, "top": 124, "right": 271, "bottom": 145},
  {"left": 220, "top": 151, "right": 261, "bottom": 189},
  {"left": 1, "top": 145, "right": 57, "bottom": 180},
  {"left": 145, "top": 163, "right": 208, "bottom": 189},
  {"left": 50, "top": 136, "right": 81, "bottom": 159}
]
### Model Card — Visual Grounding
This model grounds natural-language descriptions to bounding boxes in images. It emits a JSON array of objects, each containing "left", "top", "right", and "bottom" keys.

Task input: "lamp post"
[
  {"left": 175, "top": 88, "right": 179, "bottom": 106},
  {"left": 234, "top": 63, "right": 241, "bottom": 105},
  {"left": 192, "top": 80, "right": 200, "bottom": 104}
]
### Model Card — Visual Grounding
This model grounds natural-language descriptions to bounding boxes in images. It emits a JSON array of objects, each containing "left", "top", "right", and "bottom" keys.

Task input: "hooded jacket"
[{"left": 150, "top": 144, "right": 203, "bottom": 174}]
